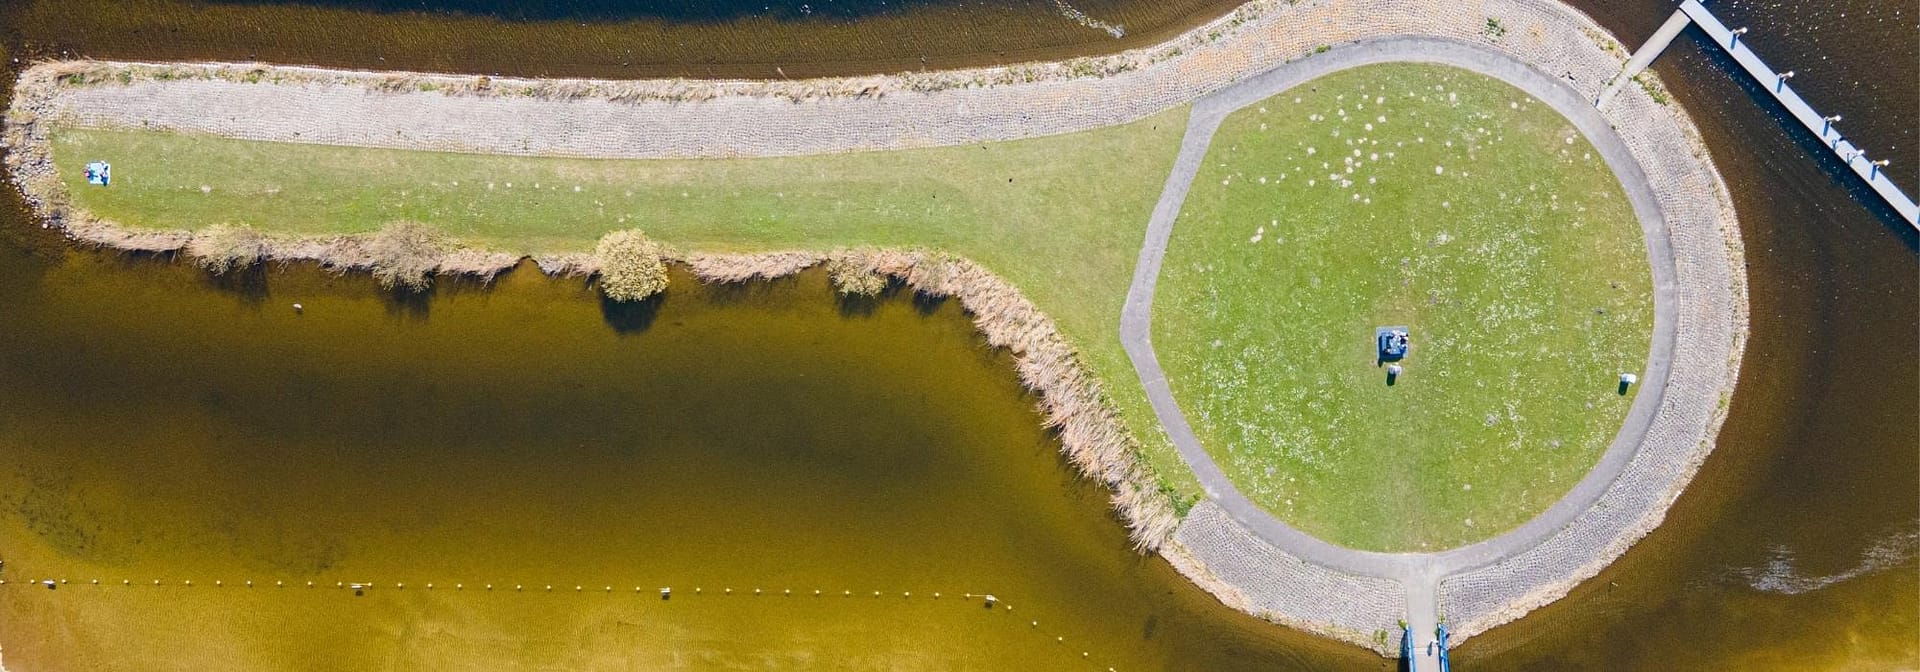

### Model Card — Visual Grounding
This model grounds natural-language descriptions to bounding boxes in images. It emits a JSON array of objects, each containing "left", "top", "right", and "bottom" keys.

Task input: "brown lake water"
[{"left": 0, "top": 0, "right": 1914, "bottom": 669}]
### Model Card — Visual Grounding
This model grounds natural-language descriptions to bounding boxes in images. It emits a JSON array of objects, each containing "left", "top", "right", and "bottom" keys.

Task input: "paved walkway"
[{"left": 1120, "top": 36, "right": 1681, "bottom": 668}]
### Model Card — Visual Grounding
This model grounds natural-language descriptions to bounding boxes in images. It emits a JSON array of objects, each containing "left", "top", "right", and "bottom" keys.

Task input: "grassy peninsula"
[
  {"left": 1153, "top": 64, "right": 1652, "bottom": 551},
  {"left": 49, "top": 108, "right": 1204, "bottom": 503}
]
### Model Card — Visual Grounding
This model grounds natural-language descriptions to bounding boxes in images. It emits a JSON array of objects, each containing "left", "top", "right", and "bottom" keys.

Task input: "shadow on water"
[
  {"left": 598, "top": 292, "right": 663, "bottom": 334},
  {"left": 835, "top": 293, "right": 882, "bottom": 318},
  {"left": 835, "top": 280, "right": 909, "bottom": 319},
  {"left": 381, "top": 283, "right": 434, "bottom": 320},
  {"left": 201, "top": 263, "right": 272, "bottom": 308},
  {"left": 910, "top": 290, "right": 948, "bottom": 316}
]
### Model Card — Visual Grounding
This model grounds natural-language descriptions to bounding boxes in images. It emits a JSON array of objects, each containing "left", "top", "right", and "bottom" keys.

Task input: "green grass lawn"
[
  {"left": 50, "top": 109, "right": 1205, "bottom": 507},
  {"left": 1153, "top": 63, "right": 1652, "bottom": 551}
]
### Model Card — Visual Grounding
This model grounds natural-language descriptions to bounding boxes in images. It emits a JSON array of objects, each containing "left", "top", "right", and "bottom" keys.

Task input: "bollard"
[
  {"left": 1776, "top": 70, "right": 1794, "bottom": 92},
  {"left": 1822, "top": 115, "right": 1841, "bottom": 136},
  {"left": 1729, "top": 26, "right": 1748, "bottom": 49}
]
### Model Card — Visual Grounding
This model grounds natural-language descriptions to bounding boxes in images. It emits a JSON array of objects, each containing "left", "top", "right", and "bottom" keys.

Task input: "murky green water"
[
  {"left": 0, "top": 0, "right": 1914, "bottom": 669},
  {"left": 0, "top": 244, "right": 1388, "bottom": 670}
]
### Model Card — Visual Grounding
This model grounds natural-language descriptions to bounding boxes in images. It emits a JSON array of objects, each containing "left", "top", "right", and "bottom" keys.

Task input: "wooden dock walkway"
[{"left": 1607, "top": 1, "right": 1917, "bottom": 228}]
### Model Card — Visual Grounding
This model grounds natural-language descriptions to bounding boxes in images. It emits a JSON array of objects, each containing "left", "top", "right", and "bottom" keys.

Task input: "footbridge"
[{"left": 1599, "top": 0, "right": 1918, "bottom": 229}]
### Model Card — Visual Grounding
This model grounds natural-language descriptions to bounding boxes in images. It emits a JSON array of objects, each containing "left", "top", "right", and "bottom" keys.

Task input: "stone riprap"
[
  {"left": 1168, "top": 502, "right": 1407, "bottom": 642},
  {"left": 4, "top": 0, "right": 1746, "bottom": 658}
]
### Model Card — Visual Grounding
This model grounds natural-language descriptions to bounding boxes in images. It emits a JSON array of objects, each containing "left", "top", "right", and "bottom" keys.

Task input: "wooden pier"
[{"left": 1603, "top": 1, "right": 1918, "bottom": 229}]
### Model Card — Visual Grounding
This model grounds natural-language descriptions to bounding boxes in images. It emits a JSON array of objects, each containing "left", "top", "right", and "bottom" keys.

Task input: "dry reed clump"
[
  {"left": 593, "top": 229, "right": 670, "bottom": 301},
  {"left": 364, "top": 221, "right": 449, "bottom": 291},
  {"left": 835, "top": 248, "right": 1182, "bottom": 550},
  {"left": 826, "top": 257, "right": 888, "bottom": 296},
  {"left": 186, "top": 223, "right": 269, "bottom": 274},
  {"left": 532, "top": 252, "right": 597, "bottom": 277},
  {"left": 683, "top": 251, "right": 821, "bottom": 283}
]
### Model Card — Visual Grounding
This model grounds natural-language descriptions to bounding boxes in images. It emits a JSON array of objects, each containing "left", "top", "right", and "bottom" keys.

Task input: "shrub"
[
  {"left": 827, "top": 258, "right": 887, "bottom": 297},
  {"left": 594, "top": 229, "right": 669, "bottom": 301},
  {"left": 187, "top": 224, "right": 268, "bottom": 274},
  {"left": 366, "top": 221, "right": 449, "bottom": 291}
]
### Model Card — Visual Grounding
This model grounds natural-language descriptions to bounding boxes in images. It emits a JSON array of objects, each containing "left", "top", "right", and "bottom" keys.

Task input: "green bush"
[{"left": 594, "top": 229, "right": 669, "bottom": 301}]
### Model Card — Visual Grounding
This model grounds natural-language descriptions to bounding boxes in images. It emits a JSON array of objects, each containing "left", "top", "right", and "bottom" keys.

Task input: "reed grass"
[{"left": 7, "top": 76, "right": 1195, "bottom": 548}]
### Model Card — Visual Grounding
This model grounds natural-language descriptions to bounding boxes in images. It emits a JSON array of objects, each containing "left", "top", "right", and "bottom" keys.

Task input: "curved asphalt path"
[{"left": 1119, "top": 36, "right": 1679, "bottom": 664}]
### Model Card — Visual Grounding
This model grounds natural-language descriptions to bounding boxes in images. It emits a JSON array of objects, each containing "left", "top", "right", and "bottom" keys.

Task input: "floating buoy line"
[{"left": 0, "top": 574, "right": 1119, "bottom": 670}]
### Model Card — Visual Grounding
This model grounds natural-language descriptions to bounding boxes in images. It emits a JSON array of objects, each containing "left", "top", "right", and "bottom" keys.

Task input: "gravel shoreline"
[{"left": 3, "top": 0, "right": 1746, "bottom": 657}]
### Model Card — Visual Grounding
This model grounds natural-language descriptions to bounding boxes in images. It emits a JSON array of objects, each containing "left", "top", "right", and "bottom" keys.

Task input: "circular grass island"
[{"left": 1153, "top": 62, "right": 1653, "bottom": 553}]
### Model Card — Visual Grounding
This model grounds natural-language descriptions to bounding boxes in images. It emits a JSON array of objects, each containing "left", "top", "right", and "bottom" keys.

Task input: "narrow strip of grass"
[
  {"left": 1153, "top": 64, "right": 1652, "bottom": 551},
  {"left": 50, "top": 109, "right": 1204, "bottom": 506}
]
